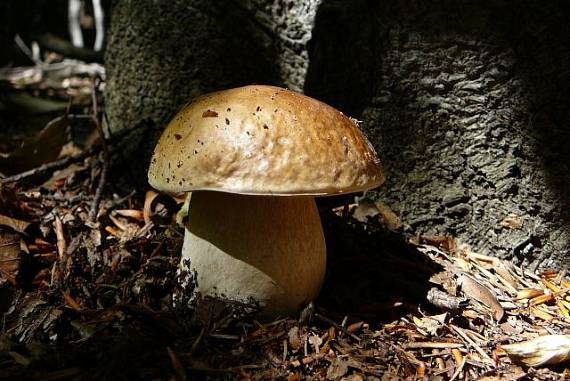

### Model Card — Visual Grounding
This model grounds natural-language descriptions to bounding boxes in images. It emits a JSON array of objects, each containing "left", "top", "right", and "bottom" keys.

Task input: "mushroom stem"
[{"left": 180, "top": 191, "right": 326, "bottom": 317}]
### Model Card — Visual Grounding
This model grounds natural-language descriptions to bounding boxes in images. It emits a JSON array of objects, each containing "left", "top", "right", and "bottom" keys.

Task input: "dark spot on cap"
[
  {"left": 225, "top": 118, "right": 230, "bottom": 125},
  {"left": 194, "top": 150, "right": 198, "bottom": 154},
  {"left": 263, "top": 124, "right": 269, "bottom": 130},
  {"left": 174, "top": 133, "right": 182, "bottom": 140},
  {"left": 256, "top": 106, "right": 261, "bottom": 112},
  {"left": 202, "top": 110, "right": 218, "bottom": 118},
  {"left": 227, "top": 107, "right": 231, "bottom": 112}
]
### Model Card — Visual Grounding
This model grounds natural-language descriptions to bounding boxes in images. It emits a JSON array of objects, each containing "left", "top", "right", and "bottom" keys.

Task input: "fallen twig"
[
  {"left": 88, "top": 79, "right": 109, "bottom": 222},
  {"left": 0, "top": 147, "right": 97, "bottom": 185}
]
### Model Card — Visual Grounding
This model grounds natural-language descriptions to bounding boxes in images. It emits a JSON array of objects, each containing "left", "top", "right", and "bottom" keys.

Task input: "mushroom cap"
[{"left": 148, "top": 85, "right": 384, "bottom": 195}]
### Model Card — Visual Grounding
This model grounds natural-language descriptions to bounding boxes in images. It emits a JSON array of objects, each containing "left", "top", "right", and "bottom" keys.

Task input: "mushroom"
[{"left": 148, "top": 85, "right": 383, "bottom": 317}]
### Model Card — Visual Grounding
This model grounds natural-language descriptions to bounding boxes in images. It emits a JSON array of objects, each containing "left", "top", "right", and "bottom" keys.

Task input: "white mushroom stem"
[{"left": 180, "top": 191, "right": 326, "bottom": 317}]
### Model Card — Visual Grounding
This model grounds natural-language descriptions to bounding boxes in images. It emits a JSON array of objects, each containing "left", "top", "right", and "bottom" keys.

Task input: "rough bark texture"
[
  {"left": 105, "top": 0, "right": 570, "bottom": 269},
  {"left": 306, "top": 0, "right": 570, "bottom": 270},
  {"left": 104, "top": 0, "right": 277, "bottom": 176},
  {"left": 104, "top": 0, "right": 318, "bottom": 172},
  {"left": 247, "top": 0, "right": 320, "bottom": 92}
]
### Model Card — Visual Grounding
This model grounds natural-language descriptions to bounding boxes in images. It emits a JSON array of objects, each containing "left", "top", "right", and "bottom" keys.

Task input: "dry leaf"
[
  {"left": 0, "top": 115, "right": 69, "bottom": 174},
  {"left": 502, "top": 335, "right": 570, "bottom": 367},
  {"left": 530, "top": 305, "right": 554, "bottom": 321},
  {"left": 143, "top": 190, "right": 159, "bottom": 225},
  {"left": 421, "top": 235, "right": 457, "bottom": 254},
  {"left": 494, "top": 263, "right": 519, "bottom": 289},
  {"left": 412, "top": 313, "right": 447, "bottom": 336},
  {"left": 0, "top": 214, "right": 31, "bottom": 234},
  {"left": 458, "top": 273, "right": 504, "bottom": 321},
  {"left": 0, "top": 229, "right": 21, "bottom": 284},
  {"left": 374, "top": 200, "right": 402, "bottom": 230},
  {"left": 326, "top": 358, "right": 348, "bottom": 380}
]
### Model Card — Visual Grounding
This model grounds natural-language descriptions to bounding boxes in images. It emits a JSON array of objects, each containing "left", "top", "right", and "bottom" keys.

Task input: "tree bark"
[
  {"left": 306, "top": 0, "right": 570, "bottom": 270},
  {"left": 104, "top": 0, "right": 570, "bottom": 269}
]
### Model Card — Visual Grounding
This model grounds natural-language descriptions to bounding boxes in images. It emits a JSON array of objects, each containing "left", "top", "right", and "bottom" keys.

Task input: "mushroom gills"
[{"left": 181, "top": 191, "right": 326, "bottom": 317}]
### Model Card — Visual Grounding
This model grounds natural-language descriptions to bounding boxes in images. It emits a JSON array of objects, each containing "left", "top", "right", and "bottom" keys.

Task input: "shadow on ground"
[{"left": 317, "top": 207, "right": 442, "bottom": 323}]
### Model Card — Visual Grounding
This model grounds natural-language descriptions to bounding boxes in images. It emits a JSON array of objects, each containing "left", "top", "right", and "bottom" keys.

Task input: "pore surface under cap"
[{"left": 148, "top": 85, "right": 383, "bottom": 195}]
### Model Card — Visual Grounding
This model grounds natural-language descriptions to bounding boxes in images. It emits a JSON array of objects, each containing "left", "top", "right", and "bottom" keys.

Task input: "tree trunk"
[
  {"left": 306, "top": 0, "right": 570, "bottom": 270},
  {"left": 104, "top": 0, "right": 570, "bottom": 269}
]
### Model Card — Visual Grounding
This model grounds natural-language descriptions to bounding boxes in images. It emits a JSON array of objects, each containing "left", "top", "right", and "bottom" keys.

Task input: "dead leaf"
[
  {"left": 0, "top": 214, "right": 31, "bottom": 234},
  {"left": 458, "top": 273, "right": 504, "bottom": 321},
  {"left": 530, "top": 305, "right": 554, "bottom": 321},
  {"left": 412, "top": 313, "right": 447, "bottom": 336},
  {"left": 347, "top": 321, "right": 364, "bottom": 334},
  {"left": 494, "top": 263, "right": 519, "bottom": 289},
  {"left": 420, "top": 235, "right": 457, "bottom": 254},
  {"left": 0, "top": 115, "right": 69, "bottom": 174},
  {"left": 326, "top": 358, "right": 348, "bottom": 380},
  {"left": 374, "top": 200, "right": 402, "bottom": 230},
  {"left": 0, "top": 228, "right": 21, "bottom": 284},
  {"left": 143, "top": 190, "right": 159, "bottom": 225}
]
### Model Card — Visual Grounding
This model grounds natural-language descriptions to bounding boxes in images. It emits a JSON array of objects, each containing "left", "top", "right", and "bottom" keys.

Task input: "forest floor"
[{"left": 0, "top": 57, "right": 569, "bottom": 380}]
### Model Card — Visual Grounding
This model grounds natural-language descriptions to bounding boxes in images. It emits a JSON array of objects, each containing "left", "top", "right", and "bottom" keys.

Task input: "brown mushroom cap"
[{"left": 148, "top": 85, "right": 384, "bottom": 195}]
